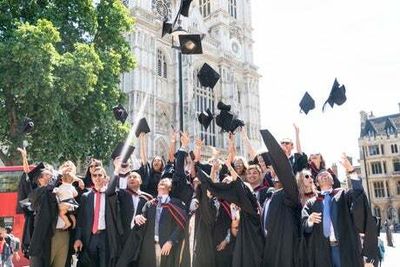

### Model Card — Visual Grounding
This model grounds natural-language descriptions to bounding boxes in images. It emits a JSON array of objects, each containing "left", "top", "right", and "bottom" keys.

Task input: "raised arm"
[
  {"left": 139, "top": 133, "right": 148, "bottom": 165},
  {"left": 226, "top": 133, "right": 238, "bottom": 181},
  {"left": 260, "top": 129, "right": 299, "bottom": 206},
  {"left": 240, "top": 127, "right": 257, "bottom": 160},
  {"left": 167, "top": 129, "right": 178, "bottom": 163},
  {"left": 293, "top": 123, "right": 302, "bottom": 154},
  {"left": 175, "top": 131, "right": 190, "bottom": 177},
  {"left": 17, "top": 147, "right": 30, "bottom": 173}
]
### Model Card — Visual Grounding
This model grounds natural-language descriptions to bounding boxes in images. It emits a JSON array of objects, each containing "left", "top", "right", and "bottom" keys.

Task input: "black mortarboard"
[
  {"left": 135, "top": 118, "right": 151, "bottom": 137},
  {"left": 198, "top": 108, "right": 214, "bottom": 130},
  {"left": 216, "top": 110, "right": 234, "bottom": 132},
  {"left": 112, "top": 104, "right": 128, "bottom": 123},
  {"left": 178, "top": 34, "right": 203, "bottom": 54},
  {"left": 197, "top": 63, "right": 220, "bottom": 89},
  {"left": 28, "top": 162, "right": 45, "bottom": 182},
  {"left": 322, "top": 78, "right": 347, "bottom": 111},
  {"left": 22, "top": 117, "right": 34, "bottom": 134},
  {"left": 217, "top": 101, "right": 231, "bottom": 111},
  {"left": 161, "top": 21, "right": 173, "bottom": 37},
  {"left": 299, "top": 92, "right": 315, "bottom": 114},
  {"left": 259, "top": 129, "right": 296, "bottom": 191},
  {"left": 180, "top": 0, "right": 193, "bottom": 17},
  {"left": 111, "top": 142, "right": 135, "bottom": 163}
]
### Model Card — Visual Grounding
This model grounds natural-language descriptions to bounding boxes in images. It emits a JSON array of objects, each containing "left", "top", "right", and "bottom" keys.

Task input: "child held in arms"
[{"left": 53, "top": 173, "right": 79, "bottom": 229}]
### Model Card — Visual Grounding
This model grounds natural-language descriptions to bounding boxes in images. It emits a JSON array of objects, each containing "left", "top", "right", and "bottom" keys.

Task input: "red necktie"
[{"left": 92, "top": 191, "right": 101, "bottom": 234}]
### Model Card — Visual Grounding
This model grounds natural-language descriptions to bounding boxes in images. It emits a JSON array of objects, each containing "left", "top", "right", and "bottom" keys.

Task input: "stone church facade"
[{"left": 121, "top": 0, "right": 261, "bottom": 159}]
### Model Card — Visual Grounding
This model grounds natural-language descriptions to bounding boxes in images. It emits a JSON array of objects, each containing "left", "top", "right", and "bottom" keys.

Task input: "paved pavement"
[{"left": 381, "top": 232, "right": 400, "bottom": 267}]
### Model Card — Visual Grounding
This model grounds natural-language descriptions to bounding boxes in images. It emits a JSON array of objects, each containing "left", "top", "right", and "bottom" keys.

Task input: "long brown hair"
[{"left": 296, "top": 169, "right": 317, "bottom": 206}]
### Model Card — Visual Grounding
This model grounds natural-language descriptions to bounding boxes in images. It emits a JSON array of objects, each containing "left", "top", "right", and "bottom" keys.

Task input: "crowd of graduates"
[{"left": 10, "top": 124, "right": 380, "bottom": 267}]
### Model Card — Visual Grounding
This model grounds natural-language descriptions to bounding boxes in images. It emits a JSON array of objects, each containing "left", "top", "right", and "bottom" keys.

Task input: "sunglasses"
[
  {"left": 304, "top": 174, "right": 312, "bottom": 179},
  {"left": 89, "top": 164, "right": 99, "bottom": 168},
  {"left": 281, "top": 142, "right": 292, "bottom": 145}
]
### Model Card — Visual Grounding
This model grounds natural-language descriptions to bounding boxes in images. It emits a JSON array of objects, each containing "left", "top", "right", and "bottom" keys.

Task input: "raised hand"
[
  {"left": 180, "top": 131, "right": 190, "bottom": 148},
  {"left": 339, "top": 153, "right": 354, "bottom": 173}
]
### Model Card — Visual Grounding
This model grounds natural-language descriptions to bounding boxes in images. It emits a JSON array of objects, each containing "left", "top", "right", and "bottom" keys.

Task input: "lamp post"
[{"left": 161, "top": 0, "right": 202, "bottom": 132}]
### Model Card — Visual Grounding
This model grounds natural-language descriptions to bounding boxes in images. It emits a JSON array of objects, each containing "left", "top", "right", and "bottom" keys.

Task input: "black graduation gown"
[
  {"left": 29, "top": 185, "right": 58, "bottom": 267},
  {"left": 192, "top": 184, "right": 217, "bottom": 267},
  {"left": 289, "top": 152, "right": 308, "bottom": 174},
  {"left": 114, "top": 189, "right": 152, "bottom": 267},
  {"left": 138, "top": 197, "right": 187, "bottom": 267},
  {"left": 171, "top": 150, "right": 195, "bottom": 210},
  {"left": 139, "top": 163, "right": 162, "bottom": 197},
  {"left": 262, "top": 188, "right": 302, "bottom": 267},
  {"left": 213, "top": 199, "right": 234, "bottom": 267},
  {"left": 301, "top": 180, "right": 378, "bottom": 267},
  {"left": 17, "top": 173, "right": 35, "bottom": 258},
  {"left": 197, "top": 170, "right": 264, "bottom": 267},
  {"left": 259, "top": 129, "right": 302, "bottom": 267}
]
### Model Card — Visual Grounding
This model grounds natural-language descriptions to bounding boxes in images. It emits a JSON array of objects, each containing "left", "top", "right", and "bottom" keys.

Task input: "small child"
[{"left": 53, "top": 173, "right": 79, "bottom": 229}]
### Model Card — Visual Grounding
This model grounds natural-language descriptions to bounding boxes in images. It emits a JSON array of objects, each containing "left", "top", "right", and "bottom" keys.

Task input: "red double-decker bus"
[{"left": 0, "top": 165, "right": 30, "bottom": 267}]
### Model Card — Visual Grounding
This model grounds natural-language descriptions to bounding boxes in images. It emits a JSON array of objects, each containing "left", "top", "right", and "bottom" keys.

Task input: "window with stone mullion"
[{"left": 199, "top": 0, "right": 211, "bottom": 17}]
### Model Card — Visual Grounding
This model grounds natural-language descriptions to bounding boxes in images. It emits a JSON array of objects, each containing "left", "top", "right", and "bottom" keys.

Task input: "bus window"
[{"left": 0, "top": 171, "right": 20, "bottom": 192}]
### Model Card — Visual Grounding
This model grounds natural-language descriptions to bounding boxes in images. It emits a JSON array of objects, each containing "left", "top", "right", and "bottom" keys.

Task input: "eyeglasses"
[
  {"left": 304, "top": 174, "right": 312, "bottom": 179},
  {"left": 280, "top": 142, "right": 291, "bottom": 145}
]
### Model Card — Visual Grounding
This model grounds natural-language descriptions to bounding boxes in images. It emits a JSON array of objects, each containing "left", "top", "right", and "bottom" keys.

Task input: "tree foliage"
[{"left": 0, "top": 0, "right": 135, "bottom": 165}]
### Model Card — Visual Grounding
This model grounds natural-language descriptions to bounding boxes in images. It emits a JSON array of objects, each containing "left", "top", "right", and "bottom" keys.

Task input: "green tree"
[{"left": 0, "top": 0, "right": 135, "bottom": 165}]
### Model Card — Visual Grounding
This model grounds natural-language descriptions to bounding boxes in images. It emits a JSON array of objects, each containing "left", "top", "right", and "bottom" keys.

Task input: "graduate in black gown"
[
  {"left": 260, "top": 129, "right": 302, "bottom": 267},
  {"left": 197, "top": 143, "right": 264, "bottom": 267},
  {"left": 138, "top": 132, "right": 165, "bottom": 197},
  {"left": 134, "top": 178, "right": 187, "bottom": 267},
  {"left": 111, "top": 170, "right": 153, "bottom": 267},
  {"left": 301, "top": 155, "right": 378, "bottom": 267},
  {"left": 28, "top": 166, "right": 58, "bottom": 267}
]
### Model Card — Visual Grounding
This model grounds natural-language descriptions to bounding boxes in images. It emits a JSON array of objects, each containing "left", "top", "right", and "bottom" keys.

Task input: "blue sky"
[{"left": 252, "top": 0, "right": 400, "bottom": 171}]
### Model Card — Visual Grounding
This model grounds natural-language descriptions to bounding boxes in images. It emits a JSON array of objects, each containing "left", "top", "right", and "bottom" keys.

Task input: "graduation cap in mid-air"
[
  {"left": 322, "top": 78, "right": 347, "bottom": 111},
  {"left": 299, "top": 92, "right": 315, "bottom": 115},
  {"left": 215, "top": 110, "right": 244, "bottom": 133},
  {"left": 112, "top": 104, "right": 128, "bottom": 123},
  {"left": 180, "top": 0, "right": 193, "bottom": 17},
  {"left": 21, "top": 117, "right": 34, "bottom": 134},
  {"left": 216, "top": 110, "right": 234, "bottom": 132},
  {"left": 197, "top": 63, "right": 220, "bottom": 89},
  {"left": 111, "top": 142, "right": 135, "bottom": 163},
  {"left": 217, "top": 101, "right": 231, "bottom": 111},
  {"left": 178, "top": 34, "right": 203, "bottom": 54},
  {"left": 198, "top": 108, "right": 214, "bottom": 130},
  {"left": 135, "top": 117, "right": 151, "bottom": 137}
]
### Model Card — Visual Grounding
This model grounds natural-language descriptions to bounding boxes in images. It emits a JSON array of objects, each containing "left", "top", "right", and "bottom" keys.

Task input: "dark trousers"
[
  {"left": 330, "top": 245, "right": 341, "bottom": 267},
  {"left": 87, "top": 231, "right": 107, "bottom": 267},
  {"left": 31, "top": 255, "right": 50, "bottom": 267}
]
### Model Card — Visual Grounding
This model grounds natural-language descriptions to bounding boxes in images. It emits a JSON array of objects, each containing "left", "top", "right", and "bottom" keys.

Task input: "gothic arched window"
[
  {"left": 199, "top": 0, "right": 211, "bottom": 17},
  {"left": 194, "top": 68, "right": 216, "bottom": 146},
  {"left": 157, "top": 49, "right": 167, "bottom": 78},
  {"left": 228, "top": 0, "right": 237, "bottom": 19}
]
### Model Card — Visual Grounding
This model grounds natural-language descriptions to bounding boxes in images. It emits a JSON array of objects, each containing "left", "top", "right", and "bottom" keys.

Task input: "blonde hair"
[
  {"left": 60, "top": 160, "right": 77, "bottom": 175},
  {"left": 296, "top": 169, "right": 316, "bottom": 206}
]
